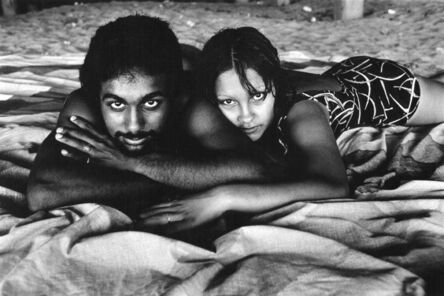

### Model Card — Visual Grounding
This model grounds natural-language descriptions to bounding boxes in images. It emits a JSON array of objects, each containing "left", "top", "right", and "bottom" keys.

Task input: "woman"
[{"left": 139, "top": 27, "right": 444, "bottom": 233}]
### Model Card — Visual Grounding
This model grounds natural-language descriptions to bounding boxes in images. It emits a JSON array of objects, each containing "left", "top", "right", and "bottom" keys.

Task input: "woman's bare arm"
[
  {"left": 222, "top": 100, "right": 349, "bottom": 211},
  {"left": 138, "top": 100, "right": 349, "bottom": 232}
]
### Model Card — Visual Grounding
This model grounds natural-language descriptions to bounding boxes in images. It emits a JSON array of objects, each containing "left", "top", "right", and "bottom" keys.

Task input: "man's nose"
[{"left": 126, "top": 108, "right": 144, "bottom": 133}]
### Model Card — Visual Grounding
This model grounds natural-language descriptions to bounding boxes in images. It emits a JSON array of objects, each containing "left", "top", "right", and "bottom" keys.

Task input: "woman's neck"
[{"left": 256, "top": 125, "right": 287, "bottom": 159}]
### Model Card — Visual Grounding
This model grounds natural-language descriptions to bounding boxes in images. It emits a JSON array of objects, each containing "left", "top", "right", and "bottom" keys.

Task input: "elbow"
[
  {"left": 313, "top": 173, "right": 349, "bottom": 200},
  {"left": 336, "top": 182, "right": 350, "bottom": 199},
  {"left": 329, "top": 177, "right": 350, "bottom": 199},
  {"left": 26, "top": 181, "right": 56, "bottom": 212}
]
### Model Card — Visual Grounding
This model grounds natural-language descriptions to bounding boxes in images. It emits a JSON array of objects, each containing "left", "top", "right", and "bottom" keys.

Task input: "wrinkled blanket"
[{"left": 0, "top": 53, "right": 443, "bottom": 296}]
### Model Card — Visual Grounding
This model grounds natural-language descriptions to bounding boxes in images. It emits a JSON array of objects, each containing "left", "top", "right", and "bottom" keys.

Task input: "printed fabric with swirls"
[{"left": 299, "top": 56, "right": 421, "bottom": 137}]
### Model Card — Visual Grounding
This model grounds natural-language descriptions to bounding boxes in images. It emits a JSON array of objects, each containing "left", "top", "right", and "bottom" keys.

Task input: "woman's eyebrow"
[
  {"left": 250, "top": 83, "right": 266, "bottom": 90},
  {"left": 216, "top": 94, "right": 234, "bottom": 99}
]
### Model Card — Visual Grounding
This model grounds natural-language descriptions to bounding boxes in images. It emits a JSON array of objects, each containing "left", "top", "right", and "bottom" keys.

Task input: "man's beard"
[{"left": 114, "top": 130, "right": 161, "bottom": 156}]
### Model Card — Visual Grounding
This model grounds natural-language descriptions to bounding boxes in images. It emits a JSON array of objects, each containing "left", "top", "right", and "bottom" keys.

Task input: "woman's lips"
[{"left": 241, "top": 126, "right": 260, "bottom": 134}]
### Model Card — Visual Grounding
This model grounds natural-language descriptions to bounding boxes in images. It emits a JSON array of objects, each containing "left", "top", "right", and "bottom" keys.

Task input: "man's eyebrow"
[
  {"left": 101, "top": 91, "right": 165, "bottom": 102},
  {"left": 101, "top": 93, "right": 125, "bottom": 101},
  {"left": 141, "top": 91, "right": 165, "bottom": 101}
]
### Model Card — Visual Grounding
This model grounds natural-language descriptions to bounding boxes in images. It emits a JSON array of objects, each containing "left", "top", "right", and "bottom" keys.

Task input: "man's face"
[{"left": 100, "top": 71, "right": 170, "bottom": 155}]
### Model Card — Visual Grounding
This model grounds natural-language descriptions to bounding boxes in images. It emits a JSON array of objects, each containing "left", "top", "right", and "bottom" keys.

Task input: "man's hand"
[
  {"left": 55, "top": 115, "right": 134, "bottom": 171},
  {"left": 136, "top": 188, "right": 230, "bottom": 233}
]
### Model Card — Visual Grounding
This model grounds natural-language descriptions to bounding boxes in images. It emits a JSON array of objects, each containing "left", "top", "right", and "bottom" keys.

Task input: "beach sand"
[{"left": 0, "top": 0, "right": 443, "bottom": 76}]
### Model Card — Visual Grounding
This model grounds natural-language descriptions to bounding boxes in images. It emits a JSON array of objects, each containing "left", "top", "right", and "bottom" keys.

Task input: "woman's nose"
[{"left": 238, "top": 104, "right": 254, "bottom": 124}]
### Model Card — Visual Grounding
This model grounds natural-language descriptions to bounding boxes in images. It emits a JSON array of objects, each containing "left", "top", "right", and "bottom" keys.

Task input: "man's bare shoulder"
[{"left": 57, "top": 89, "right": 102, "bottom": 128}]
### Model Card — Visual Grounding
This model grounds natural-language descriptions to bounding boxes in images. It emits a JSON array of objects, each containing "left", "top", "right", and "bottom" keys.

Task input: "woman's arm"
[
  {"left": 138, "top": 100, "right": 349, "bottom": 232},
  {"left": 222, "top": 99, "right": 349, "bottom": 211}
]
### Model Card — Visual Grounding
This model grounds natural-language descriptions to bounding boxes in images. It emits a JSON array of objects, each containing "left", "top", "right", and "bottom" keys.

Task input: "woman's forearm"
[{"left": 218, "top": 179, "right": 349, "bottom": 215}]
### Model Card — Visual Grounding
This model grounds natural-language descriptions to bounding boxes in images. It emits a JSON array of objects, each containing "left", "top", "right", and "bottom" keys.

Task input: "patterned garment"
[{"left": 299, "top": 56, "right": 421, "bottom": 137}]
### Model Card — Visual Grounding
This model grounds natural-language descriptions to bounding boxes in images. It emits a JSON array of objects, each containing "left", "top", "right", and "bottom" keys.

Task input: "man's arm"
[
  {"left": 26, "top": 90, "right": 170, "bottom": 213},
  {"left": 56, "top": 95, "right": 287, "bottom": 190},
  {"left": 129, "top": 97, "right": 286, "bottom": 190},
  {"left": 28, "top": 88, "right": 284, "bottom": 212}
]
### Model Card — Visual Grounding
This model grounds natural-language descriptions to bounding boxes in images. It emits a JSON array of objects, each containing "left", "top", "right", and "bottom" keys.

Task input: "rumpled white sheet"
[
  {"left": 1, "top": 200, "right": 438, "bottom": 295},
  {"left": 1, "top": 53, "right": 443, "bottom": 295}
]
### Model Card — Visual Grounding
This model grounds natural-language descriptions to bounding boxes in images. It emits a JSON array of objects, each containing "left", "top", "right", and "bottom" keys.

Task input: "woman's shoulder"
[
  {"left": 277, "top": 100, "right": 330, "bottom": 139},
  {"left": 286, "top": 100, "right": 329, "bottom": 122},
  {"left": 281, "top": 100, "right": 333, "bottom": 151}
]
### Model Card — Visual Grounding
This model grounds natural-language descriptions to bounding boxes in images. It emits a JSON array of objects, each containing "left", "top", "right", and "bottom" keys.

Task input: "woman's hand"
[
  {"left": 136, "top": 187, "right": 232, "bottom": 233},
  {"left": 54, "top": 115, "right": 134, "bottom": 171}
]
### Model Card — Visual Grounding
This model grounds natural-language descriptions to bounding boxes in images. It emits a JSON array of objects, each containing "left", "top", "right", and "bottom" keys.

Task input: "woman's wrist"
[{"left": 210, "top": 185, "right": 239, "bottom": 214}]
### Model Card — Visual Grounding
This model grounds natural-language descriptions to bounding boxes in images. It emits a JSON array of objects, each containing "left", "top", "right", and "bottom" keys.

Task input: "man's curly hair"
[{"left": 80, "top": 15, "right": 182, "bottom": 100}]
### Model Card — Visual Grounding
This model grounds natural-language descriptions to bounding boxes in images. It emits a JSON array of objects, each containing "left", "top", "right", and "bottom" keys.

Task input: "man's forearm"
[
  {"left": 131, "top": 150, "right": 285, "bottom": 191},
  {"left": 27, "top": 133, "right": 169, "bottom": 213}
]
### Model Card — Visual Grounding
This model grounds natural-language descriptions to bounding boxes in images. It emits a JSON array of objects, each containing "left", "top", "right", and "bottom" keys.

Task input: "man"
[{"left": 27, "top": 15, "right": 278, "bottom": 223}]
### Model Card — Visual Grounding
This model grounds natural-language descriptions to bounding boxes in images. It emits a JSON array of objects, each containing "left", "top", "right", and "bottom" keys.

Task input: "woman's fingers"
[
  {"left": 146, "top": 201, "right": 182, "bottom": 210},
  {"left": 139, "top": 212, "right": 185, "bottom": 225},
  {"left": 139, "top": 205, "right": 183, "bottom": 219}
]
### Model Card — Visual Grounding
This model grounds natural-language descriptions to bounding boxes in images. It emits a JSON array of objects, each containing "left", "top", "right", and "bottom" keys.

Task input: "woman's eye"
[
  {"left": 252, "top": 92, "right": 266, "bottom": 101},
  {"left": 144, "top": 100, "right": 160, "bottom": 109},
  {"left": 110, "top": 101, "right": 125, "bottom": 110},
  {"left": 219, "top": 99, "right": 236, "bottom": 106}
]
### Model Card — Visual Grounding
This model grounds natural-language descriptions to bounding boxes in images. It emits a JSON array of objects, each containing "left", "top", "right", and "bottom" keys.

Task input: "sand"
[{"left": 0, "top": 0, "right": 443, "bottom": 76}]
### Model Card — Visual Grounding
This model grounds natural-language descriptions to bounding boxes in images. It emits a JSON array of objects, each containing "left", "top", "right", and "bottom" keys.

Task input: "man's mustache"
[{"left": 115, "top": 130, "right": 158, "bottom": 140}]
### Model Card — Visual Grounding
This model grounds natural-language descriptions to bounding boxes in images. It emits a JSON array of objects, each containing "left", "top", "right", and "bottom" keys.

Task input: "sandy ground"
[{"left": 0, "top": 0, "right": 443, "bottom": 76}]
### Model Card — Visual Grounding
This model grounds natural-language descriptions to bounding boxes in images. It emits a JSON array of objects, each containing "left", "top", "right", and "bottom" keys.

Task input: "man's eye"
[
  {"left": 252, "top": 92, "right": 266, "bottom": 101},
  {"left": 144, "top": 100, "right": 160, "bottom": 109},
  {"left": 110, "top": 101, "right": 125, "bottom": 110}
]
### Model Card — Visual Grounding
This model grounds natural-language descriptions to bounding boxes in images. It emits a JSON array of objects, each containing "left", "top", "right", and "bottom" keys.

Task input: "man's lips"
[{"left": 121, "top": 135, "right": 152, "bottom": 146}]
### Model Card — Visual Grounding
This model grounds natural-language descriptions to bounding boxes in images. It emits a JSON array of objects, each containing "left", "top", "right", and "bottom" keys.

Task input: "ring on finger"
[
  {"left": 167, "top": 215, "right": 171, "bottom": 224},
  {"left": 83, "top": 144, "right": 91, "bottom": 152}
]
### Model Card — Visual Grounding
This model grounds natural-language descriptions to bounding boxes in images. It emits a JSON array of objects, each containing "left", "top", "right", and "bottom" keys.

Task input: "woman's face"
[{"left": 215, "top": 68, "right": 275, "bottom": 141}]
